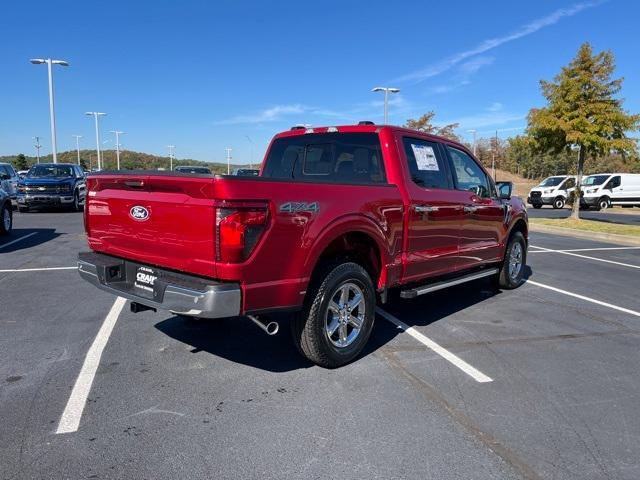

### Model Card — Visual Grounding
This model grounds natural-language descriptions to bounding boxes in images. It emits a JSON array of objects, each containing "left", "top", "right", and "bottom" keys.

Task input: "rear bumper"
[{"left": 77, "top": 251, "right": 241, "bottom": 318}]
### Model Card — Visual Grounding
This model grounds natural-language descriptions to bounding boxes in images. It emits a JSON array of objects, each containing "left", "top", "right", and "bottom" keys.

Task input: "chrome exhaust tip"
[{"left": 247, "top": 315, "right": 279, "bottom": 336}]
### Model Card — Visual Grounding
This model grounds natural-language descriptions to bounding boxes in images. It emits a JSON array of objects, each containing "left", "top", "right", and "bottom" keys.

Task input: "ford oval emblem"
[{"left": 130, "top": 205, "right": 149, "bottom": 221}]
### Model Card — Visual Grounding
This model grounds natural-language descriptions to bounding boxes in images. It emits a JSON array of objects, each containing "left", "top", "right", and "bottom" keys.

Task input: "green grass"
[{"left": 530, "top": 218, "right": 640, "bottom": 237}]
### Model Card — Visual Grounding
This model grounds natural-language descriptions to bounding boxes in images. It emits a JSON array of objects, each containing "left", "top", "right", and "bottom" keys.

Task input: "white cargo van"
[
  {"left": 527, "top": 175, "right": 576, "bottom": 209},
  {"left": 581, "top": 173, "right": 640, "bottom": 210}
]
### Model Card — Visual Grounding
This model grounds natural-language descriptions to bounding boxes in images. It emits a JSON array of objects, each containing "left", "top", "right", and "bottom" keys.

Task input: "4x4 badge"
[{"left": 279, "top": 202, "right": 319, "bottom": 214}]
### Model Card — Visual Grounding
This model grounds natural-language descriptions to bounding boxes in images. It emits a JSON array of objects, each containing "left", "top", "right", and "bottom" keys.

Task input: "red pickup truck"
[{"left": 78, "top": 123, "right": 528, "bottom": 367}]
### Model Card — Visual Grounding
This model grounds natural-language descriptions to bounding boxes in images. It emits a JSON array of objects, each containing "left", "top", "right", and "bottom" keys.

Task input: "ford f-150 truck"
[{"left": 78, "top": 123, "right": 528, "bottom": 367}]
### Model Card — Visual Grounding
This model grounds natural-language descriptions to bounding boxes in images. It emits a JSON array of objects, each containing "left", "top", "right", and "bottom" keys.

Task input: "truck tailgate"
[{"left": 85, "top": 174, "right": 218, "bottom": 278}]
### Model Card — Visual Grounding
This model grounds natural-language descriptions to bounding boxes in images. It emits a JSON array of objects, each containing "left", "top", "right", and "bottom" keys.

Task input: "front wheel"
[
  {"left": 291, "top": 262, "right": 375, "bottom": 368},
  {"left": 597, "top": 197, "right": 610, "bottom": 211},
  {"left": 532, "top": 204, "right": 542, "bottom": 209},
  {"left": 552, "top": 197, "right": 565, "bottom": 209},
  {"left": 0, "top": 203, "right": 12, "bottom": 235},
  {"left": 73, "top": 190, "right": 82, "bottom": 212},
  {"left": 497, "top": 231, "right": 527, "bottom": 289}
]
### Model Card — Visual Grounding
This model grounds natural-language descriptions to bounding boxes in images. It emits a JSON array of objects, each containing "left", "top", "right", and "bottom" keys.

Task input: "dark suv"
[{"left": 17, "top": 163, "right": 86, "bottom": 212}]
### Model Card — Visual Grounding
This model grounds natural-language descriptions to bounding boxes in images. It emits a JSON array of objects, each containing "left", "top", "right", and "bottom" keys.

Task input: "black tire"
[
  {"left": 532, "top": 204, "right": 542, "bottom": 209},
  {"left": 291, "top": 262, "right": 375, "bottom": 368},
  {"left": 18, "top": 205, "right": 29, "bottom": 213},
  {"left": 597, "top": 196, "right": 610, "bottom": 211},
  {"left": 0, "top": 202, "right": 12, "bottom": 235},
  {"left": 72, "top": 190, "right": 82, "bottom": 212},
  {"left": 497, "top": 231, "right": 527, "bottom": 289},
  {"left": 552, "top": 197, "right": 565, "bottom": 209}
]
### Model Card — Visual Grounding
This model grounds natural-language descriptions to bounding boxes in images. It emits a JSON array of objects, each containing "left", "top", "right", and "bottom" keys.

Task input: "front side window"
[
  {"left": 606, "top": 176, "right": 621, "bottom": 189},
  {"left": 262, "top": 133, "right": 385, "bottom": 184},
  {"left": 447, "top": 147, "right": 491, "bottom": 198},
  {"left": 402, "top": 138, "right": 451, "bottom": 189},
  {"left": 563, "top": 178, "right": 576, "bottom": 189}
]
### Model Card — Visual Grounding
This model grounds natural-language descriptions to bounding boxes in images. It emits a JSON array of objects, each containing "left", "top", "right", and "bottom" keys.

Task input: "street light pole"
[
  {"left": 85, "top": 112, "right": 106, "bottom": 170},
  {"left": 225, "top": 147, "right": 232, "bottom": 175},
  {"left": 33, "top": 136, "right": 42, "bottom": 163},
  {"left": 245, "top": 136, "right": 253, "bottom": 169},
  {"left": 110, "top": 131, "right": 125, "bottom": 170},
  {"left": 467, "top": 129, "right": 477, "bottom": 156},
  {"left": 72, "top": 135, "right": 82, "bottom": 165},
  {"left": 167, "top": 145, "right": 175, "bottom": 170},
  {"left": 30, "top": 58, "right": 69, "bottom": 163},
  {"left": 371, "top": 87, "right": 400, "bottom": 124}
]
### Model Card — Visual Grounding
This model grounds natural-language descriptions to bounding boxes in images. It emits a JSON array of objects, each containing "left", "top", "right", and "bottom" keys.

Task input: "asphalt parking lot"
[
  {"left": 527, "top": 206, "right": 640, "bottom": 225},
  {"left": 2, "top": 211, "right": 640, "bottom": 480}
]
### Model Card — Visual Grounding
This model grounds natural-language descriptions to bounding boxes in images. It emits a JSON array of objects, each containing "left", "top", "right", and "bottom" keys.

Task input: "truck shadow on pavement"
[
  {"left": 155, "top": 267, "right": 533, "bottom": 372},
  {"left": 0, "top": 228, "right": 60, "bottom": 253}
]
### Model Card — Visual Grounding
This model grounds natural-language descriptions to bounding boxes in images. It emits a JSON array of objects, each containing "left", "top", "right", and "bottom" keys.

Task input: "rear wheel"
[
  {"left": 291, "top": 262, "right": 375, "bottom": 368},
  {"left": 497, "top": 231, "right": 527, "bottom": 289},
  {"left": 0, "top": 202, "right": 12, "bottom": 235},
  {"left": 552, "top": 197, "right": 565, "bottom": 209}
]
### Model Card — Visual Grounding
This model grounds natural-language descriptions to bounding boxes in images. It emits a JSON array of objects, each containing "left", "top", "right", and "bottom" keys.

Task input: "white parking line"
[
  {"left": 0, "top": 266, "right": 76, "bottom": 273},
  {"left": 56, "top": 296, "right": 126, "bottom": 434},
  {"left": 526, "top": 280, "right": 640, "bottom": 318},
  {"left": 376, "top": 307, "right": 493, "bottom": 383},
  {"left": 529, "top": 245, "right": 640, "bottom": 269},
  {"left": 0, "top": 232, "right": 37, "bottom": 250},
  {"left": 529, "top": 246, "right": 640, "bottom": 253}
]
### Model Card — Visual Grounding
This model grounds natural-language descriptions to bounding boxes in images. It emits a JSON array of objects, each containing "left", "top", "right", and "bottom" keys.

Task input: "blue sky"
[{"left": 1, "top": 0, "right": 638, "bottom": 164}]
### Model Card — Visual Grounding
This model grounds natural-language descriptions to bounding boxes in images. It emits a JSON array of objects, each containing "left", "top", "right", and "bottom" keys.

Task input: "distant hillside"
[
  {"left": 493, "top": 169, "right": 536, "bottom": 197},
  {"left": 0, "top": 150, "right": 250, "bottom": 174}
]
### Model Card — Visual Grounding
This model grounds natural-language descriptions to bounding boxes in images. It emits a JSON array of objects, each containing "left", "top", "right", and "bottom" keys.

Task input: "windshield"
[
  {"left": 538, "top": 177, "right": 564, "bottom": 187},
  {"left": 28, "top": 165, "right": 73, "bottom": 178},
  {"left": 583, "top": 175, "right": 609, "bottom": 186}
]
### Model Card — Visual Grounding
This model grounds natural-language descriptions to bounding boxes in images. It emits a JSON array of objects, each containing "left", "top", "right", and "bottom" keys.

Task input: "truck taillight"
[{"left": 215, "top": 203, "right": 269, "bottom": 263}]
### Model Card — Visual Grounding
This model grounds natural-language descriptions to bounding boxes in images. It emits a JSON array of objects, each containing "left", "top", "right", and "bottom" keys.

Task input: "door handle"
[
  {"left": 463, "top": 205, "right": 478, "bottom": 213},
  {"left": 414, "top": 205, "right": 439, "bottom": 213}
]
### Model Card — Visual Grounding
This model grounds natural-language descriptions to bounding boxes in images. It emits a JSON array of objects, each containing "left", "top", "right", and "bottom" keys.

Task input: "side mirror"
[{"left": 496, "top": 181, "right": 513, "bottom": 200}]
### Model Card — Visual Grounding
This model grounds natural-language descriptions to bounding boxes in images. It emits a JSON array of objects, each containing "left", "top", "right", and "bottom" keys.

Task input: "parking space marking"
[
  {"left": 0, "top": 266, "right": 76, "bottom": 273},
  {"left": 529, "top": 245, "right": 640, "bottom": 269},
  {"left": 526, "top": 280, "right": 640, "bottom": 318},
  {"left": 529, "top": 246, "right": 640, "bottom": 253},
  {"left": 376, "top": 307, "right": 494, "bottom": 383},
  {"left": 56, "top": 296, "right": 126, "bottom": 434},
  {"left": 0, "top": 232, "right": 37, "bottom": 250}
]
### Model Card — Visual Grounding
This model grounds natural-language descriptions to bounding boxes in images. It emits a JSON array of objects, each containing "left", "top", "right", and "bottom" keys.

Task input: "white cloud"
[
  {"left": 458, "top": 56, "right": 495, "bottom": 75},
  {"left": 441, "top": 110, "right": 526, "bottom": 130},
  {"left": 487, "top": 102, "right": 503, "bottom": 112},
  {"left": 395, "top": 1, "right": 605, "bottom": 84},
  {"left": 214, "top": 104, "right": 308, "bottom": 125}
]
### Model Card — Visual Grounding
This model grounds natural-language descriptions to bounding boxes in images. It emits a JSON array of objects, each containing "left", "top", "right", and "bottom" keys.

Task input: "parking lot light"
[
  {"left": 30, "top": 58, "right": 69, "bottom": 163},
  {"left": 86, "top": 112, "right": 107, "bottom": 170},
  {"left": 371, "top": 87, "right": 400, "bottom": 124}
]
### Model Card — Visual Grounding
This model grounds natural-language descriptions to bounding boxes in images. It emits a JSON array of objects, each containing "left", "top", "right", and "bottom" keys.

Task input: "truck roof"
[{"left": 273, "top": 124, "right": 470, "bottom": 151}]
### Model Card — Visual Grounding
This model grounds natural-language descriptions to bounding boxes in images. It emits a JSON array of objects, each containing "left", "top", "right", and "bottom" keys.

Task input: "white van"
[
  {"left": 581, "top": 173, "right": 640, "bottom": 210},
  {"left": 527, "top": 175, "right": 576, "bottom": 209}
]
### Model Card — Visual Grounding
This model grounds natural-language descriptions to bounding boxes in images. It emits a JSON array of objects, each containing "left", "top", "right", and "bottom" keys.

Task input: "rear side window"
[
  {"left": 262, "top": 133, "right": 386, "bottom": 184},
  {"left": 402, "top": 138, "right": 451, "bottom": 189}
]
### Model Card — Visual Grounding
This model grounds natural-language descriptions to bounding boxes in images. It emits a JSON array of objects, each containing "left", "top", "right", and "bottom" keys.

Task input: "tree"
[
  {"left": 405, "top": 111, "right": 461, "bottom": 142},
  {"left": 14, "top": 154, "right": 28, "bottom": 170},
  {"left": 527, "top": 43, "right": 640, "bottom": 218}
]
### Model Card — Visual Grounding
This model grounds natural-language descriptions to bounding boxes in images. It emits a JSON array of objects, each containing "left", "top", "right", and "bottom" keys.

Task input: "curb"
[{"left": 529, "top": 223, "right": 640, "bottom": 246}]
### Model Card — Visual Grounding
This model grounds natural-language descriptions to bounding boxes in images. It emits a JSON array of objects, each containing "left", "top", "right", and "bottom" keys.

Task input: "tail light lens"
[{"left": 215, "top": 202, "right": 269, "bottom": 263}]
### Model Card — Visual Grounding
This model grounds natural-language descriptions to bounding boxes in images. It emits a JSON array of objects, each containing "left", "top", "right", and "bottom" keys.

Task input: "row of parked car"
[{"left": 527, "top": 173, "right": 640, "bottom": 210}]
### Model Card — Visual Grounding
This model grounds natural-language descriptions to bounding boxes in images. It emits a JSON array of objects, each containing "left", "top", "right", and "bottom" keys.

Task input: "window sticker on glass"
[{"left": 411, "top": 144, "right": 439, "bottom": 171}]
